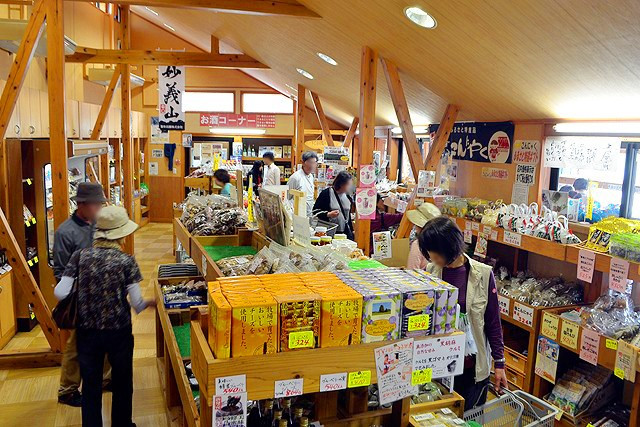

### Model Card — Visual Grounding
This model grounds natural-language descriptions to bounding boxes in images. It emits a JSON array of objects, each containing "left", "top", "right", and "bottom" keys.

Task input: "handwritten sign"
[
  {"left": 544, "top": 136, "right": 620, "bottom": 171},
  {"left": 497, "top": 295, "right": 510, "bottom": 316},
  {"left": 482, "top": 225, "right": 493, "bottom": 235},
  {"left": 474, "top": 232, "right": 488, "bottom": 258},
  {"left": 579, "top": 328, "right": 600, "bottom": 366},
  {"left": 158, "top": 66, "right": 185, "bottom": 131},
  {"left": 347, "top": 371, "right": 371, "bottom": 388},
  {"left": 490, "top": 229, "right": 498, "bottom": 240},
  {"left": 465, "top": 220, "right": 472, "bottom": 230},
  {"left": 472, "top": 222, "right": 480, "bottom": 231},
  {"left": 513, "top": 140, "right": 540, "bottom": 165},
  {"left": 560, "top": 321, "right": 580, "bottom": 350},
  {"left": 609, "top": 258, "right": 630, "bottom": 293},
  {"left": 374, "top": 339, "right": 415, "bottom": 405},
  {"left": 503, "top": 231, "right": 522, "bottom": 247},
  {"left": 615, "top": 340, "right": 638, "bottom": 382},
  {"left": 577, "top": 250, "right": 596, "bottom": 283},
  {"left": 413, "top": 334, "right": 465, "bottom": 379},
  {"left": 289, "top": 331, "right": 314, "bottom": 349},
  {"left": 481, "top": 167, "right": 509, "bottom": 180},
  {"left": 513, "top": 303, "right": 534, "bottom": 327},
  {"left": 408, "top": 314, "right": 431, "bottom": 332},
  {"left": 463, "top": 229, "right": 472, "bottom": 244},
  {"left": 320, "top": 373, "right": 347, "bottom": 392},
  {"left": 411, "top": 368, "right": 433, "bottom": 386},
  {"left": 274, "top": 378, "right": 304, "bottom": 398},
  {"left": 541, "top": 313, "right": 560, "bottom": 339},
  {"left": 515, "top": 164, "right": 536, "bottom": 186},
  {"left": 606, "top": 339, "right": 618, "bottom": 350},
  {"left": 215, "top": 374, "right": 246, "bottom": 395}
]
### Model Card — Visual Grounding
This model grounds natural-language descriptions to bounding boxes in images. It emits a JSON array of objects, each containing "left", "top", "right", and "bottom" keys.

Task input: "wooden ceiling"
[{"left": 131, "top": 0, "right": 640, "bottom": 126}]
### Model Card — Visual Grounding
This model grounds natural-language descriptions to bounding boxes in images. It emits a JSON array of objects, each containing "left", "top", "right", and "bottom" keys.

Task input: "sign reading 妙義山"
[
  {"left": 158, "top": 66, "right": 185, "bottom": 131},
  {"left": 428, "top": 121, "right": 514, "bottom": 164}
]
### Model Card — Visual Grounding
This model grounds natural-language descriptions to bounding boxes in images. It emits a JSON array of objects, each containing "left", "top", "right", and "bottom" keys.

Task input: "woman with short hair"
[{"left": 313, "top": 171, "right": 355, "bottom": 240}]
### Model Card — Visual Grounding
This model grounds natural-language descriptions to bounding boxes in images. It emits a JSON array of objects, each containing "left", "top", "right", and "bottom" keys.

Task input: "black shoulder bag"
[{"left": 52, "top": 253, "right": 80, "bottom": 329}]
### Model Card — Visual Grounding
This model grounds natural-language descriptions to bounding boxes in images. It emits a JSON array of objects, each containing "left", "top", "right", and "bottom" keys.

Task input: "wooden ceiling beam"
[
  {"left": 91, "top": 65, "right": 120, "bottom": 140},
  {"left": 342, "top": 117, "right": 359, "bottom": 148},
  {"left": 66, "top": 47, "right": 268, "bottom": 68},
  {"left": 66, "top": 0, "right": 320, "bottom": 17},
  {"left": 210, "top": 35, "right": 219, "bottom": 54},
  {"left": 381, "top": 57, "right": 421, "bottom": 181},
  {"left": 310, "top": 91, "right": 338, "bottom": 147},
  {"left": 294, "top": 84, "right": 305, "bottom": 164}
]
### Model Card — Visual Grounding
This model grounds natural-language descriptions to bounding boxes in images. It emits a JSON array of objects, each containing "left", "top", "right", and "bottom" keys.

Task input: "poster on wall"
[
  {"left": 182, "top": 133, "right": 193, "bottom": 148},
  {"left": 429, "top": 121, "right": 514, "bottom": 164},
  {"left": 416, "top": 170, "right": 436, "bottom": 197},
  {"left": 148, "top": 162, "right": 158, "bottom": 176},
  {"left": 355, "top": 187, "right": 376, "bottom": 220},
  {"left": 158, "top": 66, "right": 185, "bottom": 131},
  {"left": 150, "top": 116, "right": 169, "bottom": 144},
  {"left": 151, "top": 149, "right": 163, "bottom": 158},
  {"left": 543, "top": 136, "right": 620, "bottom": 171},
  {"left": 232, "top": 141, "right": 243, "bottom": 158},
  {"left": 515, "top": 164, "right": 536, "bottom": 186},
  {"left": 481, "top": 167, "right": 509, "bottom": 180},
  {"left": 324, "top": 146, "right": 350, "bottom": 166},
  {"left": 359, "top": 165, "right": 376, "bottom": 188},
  {"left": 513, "top": 140, "right": 540, "bottom": 165}
]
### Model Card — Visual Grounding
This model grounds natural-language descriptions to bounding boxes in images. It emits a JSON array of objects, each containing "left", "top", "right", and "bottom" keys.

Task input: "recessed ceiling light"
[
  {"left": 317, "top": 52, "right": 337, "bottom": 66},
  {"left": 145, "top": 7, "right": 159, "bottom": 16},
  {"left": 404, "top": 6, "right": 437, "bottom": 29},
  {"left": 296, "top": 68, "right": 314, "bottom": 80},
  {"left": 163, "top": 23, "right": 176, "bottom": 32}
]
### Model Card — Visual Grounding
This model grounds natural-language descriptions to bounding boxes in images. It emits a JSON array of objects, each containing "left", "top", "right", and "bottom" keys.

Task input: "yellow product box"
[
  {"left": 228, "top": 294, "right": 278, "bottom": 357},
  {"left": 208, "top": 288, "right": 231, "bottom": 359},
  {"left": 315, "top": 289, "right": 363, "bottom": 347},
  {"left": 272, "top": 292, "right": 321, "bottom": 352}
]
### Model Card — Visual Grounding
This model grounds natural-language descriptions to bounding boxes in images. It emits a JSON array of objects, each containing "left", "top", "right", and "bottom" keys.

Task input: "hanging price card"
[
  {"left": 579, "top": 328, "right": 600, "bottom": 366},
  {"left": 615, "top": 340, "right": 638, "bottom": 382},
  {"left": 577, "top": 249, "right": 596, "bottom": 283},
  {"left": 408, "top": 314, "right": 431, "bottom": 332},
  {"left": 609, "top": 258, "right": 630, "bottom": 293},
  {"left": 614, "top": 368, "right": 625, "bottom": 379},
  {"left": 319, "top": 373, "right": 347, "bottom": 392},
  {"left": 201, "top": 254, "right": 207, "bottom": 277},
  {"left": 465, "top": 220, "right": 471, "bottom": 230},
  {"left": 606, "top": 339, "right": 618, "bottom": 350},
  {"left": 497, "top": 295, "right": 510, "bottom": 316},
  {"left": 215, "top": 374, "right": 246, "bottom": 395},
  {"left": 513, "top": 303, "right": 533, "bottom": 327},
  {"left": 289, "top": 331, "right": 314, "bottom": 349},
  {"left": 274, "top": 378, "right": 304, "bottom": 398},
  {"left": 483, "top": 225, "right": 492, "bottom": 235},
  {"left": 347, "top": 371, "right": 371, "bottom": 388},
  {"left": 471, "top": 222, "right": 480, "bottom": 231},
  {"left": 463, "top": 229, "right": 472, "bottom": 244},
  {"left": 541, "top": 313, "right": 560, "bottom": 339},
  {"left": 490, "top": 229, "right": 498, "bottom": 240},
  {"left": 560, "top": 321, "right": 579, "bottom": 350},
  {"left": 503, "top": 231, "right": 522, "bottom": 247},
  {"left": 411, "top": 368, "right": 433, "bottom": 386}
]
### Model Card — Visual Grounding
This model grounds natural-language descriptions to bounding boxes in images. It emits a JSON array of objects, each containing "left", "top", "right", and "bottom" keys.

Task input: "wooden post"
[
  {"left": 46, "top": 0, "right": 69, "bottom": 229},
  {"left": 234, "top": 170, "right": 243, "bottom": 207},
  {"left": 210, "top": 35, "right": 219, "bottom": 54},
  {"left": 342, "top": 117, "right": 359, "bottom": 148},
  {"left": 294, "top": 84, "right": 305, "bottom": 165},
  {"left": 289, "top": 189, "right": 306, "bottom": 217},
  {"left": 310, "top": 91, "right": 337, "bottom": 147},
  {"left": 120, "top": 5, "right": 134, "bottom": 254},
  {"left": 0, "top": 0, "right": 45, "bottom": 213},
  {"left": 355, "top": 46, "right": 378, "bottom": 254},
  {"left": 381, "top": 57, "right": 421, "bottom": 181}
]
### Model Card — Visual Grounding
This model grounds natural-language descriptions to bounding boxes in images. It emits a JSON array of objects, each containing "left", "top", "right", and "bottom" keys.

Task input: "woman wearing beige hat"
[
  {"left": 405, "top": 202, "right": 441, "bottom": 269},
  {"left": 54, "top": 206, "right": 155, "bottom": 427}
]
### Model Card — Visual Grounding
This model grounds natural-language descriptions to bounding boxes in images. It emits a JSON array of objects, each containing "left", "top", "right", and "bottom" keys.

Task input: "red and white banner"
[{"left": 200, "top": 113, "right": 276, "bottom": 128}]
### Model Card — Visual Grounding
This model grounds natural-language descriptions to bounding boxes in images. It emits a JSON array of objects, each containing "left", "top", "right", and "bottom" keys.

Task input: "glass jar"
[
  {"left": 310, "top": 236, "right": 321, "bottom": 246},
  {"left": 314, "top": 226, "right": 328, "bottom": 237},
  {"left": 320, "top": 236, "right": 333, "bottom": 246}
]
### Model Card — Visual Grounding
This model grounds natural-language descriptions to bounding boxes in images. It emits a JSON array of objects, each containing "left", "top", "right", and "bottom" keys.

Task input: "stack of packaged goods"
[
  {"left": 160, "top": 278, "right": 207, "bottom": 309},
  {"left": 411, "top": 408, "right": 468, "bottom": 426},
  {"left": 495, "top": 268, "right": 583, "bottom": 308},
  {"left": 584, "top": 216, "right": 640, "bottom": 258}
]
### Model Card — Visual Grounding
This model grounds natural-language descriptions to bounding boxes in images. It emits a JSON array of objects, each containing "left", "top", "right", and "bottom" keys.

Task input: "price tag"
[
  {"left": 33, "top": 256, "right": 38, "bottom": 263},
  {"left": 31, "top": 217, "right": 36, "bottom": 224},
  {"left": 347, "top": 370, "right": 371, "bottom": 388},
  {"left": 609, "top": 258, "right": 630, "bottom": 293},
  {"left": 289, "top": 330, "right": 314, "bottom": 349},
  {"left": 490, "top": 229, "right": 498, "bottom": 240},
  {"left": 26, "top": 178, "right": 32, "bottom": 185},
  {"left": 24, "top": 220, "right": 29, "bottom": 226},
  {"left": 497, "top": 295, "right": 510, "bottom": 316},
  {"left": 408, "top": 314, "right": 430, "bottom": 332},
  {"left": 513, "top": 303, "right": 533, "bottom": 327},
  {"left": 614, "top": 367, "right": 625, "bottom": 379},
  {"left": 465, "top": 220, "right": 471, "bottom": 230},
  {"left": 541, "top": 313, "right": 559, "bottom": 339},
  {"left": 319, "top": 373, "right": 347, "bottom": 392},
  {"left": 579, "top": 328, "right": 600, "bottom": 366},
  {"left": 606, "top": 339, "right": 618, "bottom": 350},
  {"left": 463, "top": 229, "right": 472, "bottom": 244},
  {"left": 577, "top": 249, "right": 596, "bottom": 283},
  {"left": 615, "top": 340, "right": 638, "bottom": 382},
  {"left": 413, "top": 413, "right": 435, "bottom": 422},
  {"left": 555, "top": 409, "right": 564, "bottom": 421},
  {"left": 215, "top": 374, "right": 246, "bottom": 395},
  {"left": 586, "top": 424, "right": 595, "bottom": 427},
  {"left": 560, "top": 321, "right": 579, "bottom": 350},
  {"left": 27, "top": 259, "right": 33, "bottom": 267},
  {"left": 274, "top": 378, "right": 304, "bottom": 398},
  {"left": 201, "top": 254, "right": 207, "bottom": 277},
  {"left": 411, "top": 368, "right": 432, "bottom": 386},
  {"left": 471, "top": 222, "right": 480, "bottom": 231},
  {"left": 503, "top": 231, "right": 522, "bottom": 247}
]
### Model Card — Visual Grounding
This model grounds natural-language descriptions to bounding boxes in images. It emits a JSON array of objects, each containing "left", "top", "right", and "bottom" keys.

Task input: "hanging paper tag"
[
  {"left": 411, "top": 368, "right": 432, "bottom": 386},
  {"left": 347, "top": 371, "right": 371, "bottom": 388},
  {"left": 319, "top": 373, "right": 347, "bottom": 392}
]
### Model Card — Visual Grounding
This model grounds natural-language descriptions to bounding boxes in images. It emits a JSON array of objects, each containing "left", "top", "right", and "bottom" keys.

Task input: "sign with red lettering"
[
  {"left": 200, "top": 113, "right": 276, "bottom": 128},
  {"left": 274, "top": 378, "right": 304, "bottom": 398},
  {"left": 412, "top": 334, "right": 465, "bottom": 379},
  {"left": 513, "top": 140, "right": 540, "bottom": 165}
]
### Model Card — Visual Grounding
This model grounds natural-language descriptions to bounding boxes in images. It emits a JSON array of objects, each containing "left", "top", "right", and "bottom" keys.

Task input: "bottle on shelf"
[
  {"left": 298, "top": 417, "right": 309, "bottom": 427},
  {"left": 292, "top": 407, "right": 304, "bottom": 426},
  {"left": 281, "top": 399, "right": 293, "bottom": 427},
  {"left": 247, "top": 400, "right": 262, "bottom": 427},
  {"left": 261, "top": 399, "right": 274, "bottom": 427},
  {"left": 278, "top": 420, "right": 288, "bottom": 427},
  {"left": 271, "top": 410, "right": 283, "bottom": 427}
]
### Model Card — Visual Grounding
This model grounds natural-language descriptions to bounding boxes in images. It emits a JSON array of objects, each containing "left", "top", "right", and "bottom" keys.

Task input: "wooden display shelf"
[
  {"left": 141, "top": 205, "right": 149, "bottom": 214},
  {"left": 184, "top": 176, "right": 211, "bottom": 192},
  {"left": 566, "top": 244, "right": 640, "bottom": 282},
  {"left": 409, "top": 391, "right": 465, "bottom": 423},
  {"left": 173, "top": 218, "right": 191, "bottom": 255},
  {"left": 242, "top": 157, "right": 292, "bottom": 162},
  {"left": 451, "top": 217, "right": 567, "bottom": 261}
]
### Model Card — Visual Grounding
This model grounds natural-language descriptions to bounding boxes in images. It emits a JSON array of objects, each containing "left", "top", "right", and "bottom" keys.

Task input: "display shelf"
[
  {"left": 410, "top": 391, "right": 465, "bottom": 421},
  {"left": 184, "top": 176, "right": 211, "bottom": 192},
  {"left": 173, "top": 218, "right": 191, "bottom": 256},
  {"left": 242, "top": 157, "right": 292, "bottom": 162},
  {"left": 141, "top": 206, "right": 149, "bottom": 215},
  {"left": 565, "top": 245, "right": 640, "bottom": 282}
]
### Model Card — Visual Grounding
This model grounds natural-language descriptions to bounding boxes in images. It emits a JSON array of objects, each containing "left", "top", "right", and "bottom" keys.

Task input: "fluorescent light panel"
[
  {"left": 209, "top": 128, "right": 266, "bottom": 135},
  {"left": 145, "top": 7, "right": 159, "bottom": 15},
  {"left": 163, "top": 23, "right": 175, "bottom": 31},
  {"left": 296, "top": 68, "right": 314, "bottom": 80},
  {"left": 391, "top": 126, "right": 429, "bottom": 134},
  {"left": 554, "top": 121, "right": 640, "bottom": 134}
]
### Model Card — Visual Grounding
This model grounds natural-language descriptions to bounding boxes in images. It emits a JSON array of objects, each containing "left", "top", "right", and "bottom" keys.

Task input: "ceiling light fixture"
[
  {"left": 404, "top": 6, "right": 437, "bottom": 29},
  {"left": 554, "top": 121, "right": 640, "bottom": 134},
  {"left": 296, "top": 68, "right": 314, "bottom": 80},
  {"left": 391, "top": 125, "right": 430, "bottom": 135},
  {"left": 145, "top": 7, "right": 159, "bottom": 16},
  {"left": 317, "top": 52, "right": 337, "bottom": 66},
  {"left": 209, "top": 128, "right": 266, "bottom": 135},
  {"left": 163, "top": 23, "right": 176, "bottom": 32}
]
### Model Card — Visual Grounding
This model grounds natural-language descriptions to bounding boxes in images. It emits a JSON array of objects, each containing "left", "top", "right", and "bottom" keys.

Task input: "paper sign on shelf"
[
  {"left": 372, "top": 231, "right": 392, "bottom": 260},
  {"left": 482, "top": 225, "right": 492, "bottom": 235},
  {"left": 359, "top": 165, "right": 376, "bottom": 188},
  {"left": 274, "top": 378, "right": 304, "bottom": 398},
  {"left": 289, "top": 331, "right": 314, "bottom": 349},
  {"left": 513, "top": 303, "right": 533, "bottom": 327},
  {"left": 541, "top": 313, "right": 560, "bottom": 340},
  {"left": 320, "top": 373, "right": 347, "bottom": 392},
  {"left": 396, "top": 200, "right": 408, "bottom": 213},
  {"left": 411, "top": 368, "right": 432, "bottom": 386},
  {"left": 503, "top": 231, "right": 522, "bottom": 247},
  {"left": 497, "top": 295, "right": 510, "bottom": 316},
  {"left": 615, "top": 340, "right": 638, "bottom": 382},
  {"left": 474, "top": 233, "right": 489, "bottom": 258},
  {"left": 347, "top": 371, "right": 371, "bottom": 388},
  {"left": 292, "top": 215, "right": 311, "bottom": 247},
  {"left": 465, "top": 221, "right": 472, "bottom": 230},
  {"left": 463, "top": 229, "right": 472, "bottom": 244},
  {"left": 579, "top": 328, "right": 600, "bottom": 366},
  {"left": 355, "top": 188, "right": 376, "bottom": 220},
  {"left": 413, "top": 334, "right": 465, "bottom": 379},
  {"left": 201, "top": 254, "right": 207, "bottom": 277},
  {"left": 511, "top": 182, "right": 529, "bottom": 205},
  {"left": 215, "top": 374, "right": 246, "bottom": 395},
  {"left": 535, "top": 336, "right": 559, "bottom": 383},
  {"left": 609, "top": 258, "right": 630, "bottom": 293},
  {"left": 213, "top": 392, "right": 246, "bottom": 427},
  {"left": 577, "top": 249, "right": 596, "bottom": 283},
  {"left": 374, "top": 339, "right": 415, "bottom": 405},
  {"left": 471, "top": 222, "right": 480, "bottom": 231},
  {"left": 490, "top": 230, "right": 498, "bottom": 240},
  {"left": 606, "top": 339, "right": 618, "bottom": 350},
  {"left": 560, "top": 321, "right": 580, "bottom": 350}
]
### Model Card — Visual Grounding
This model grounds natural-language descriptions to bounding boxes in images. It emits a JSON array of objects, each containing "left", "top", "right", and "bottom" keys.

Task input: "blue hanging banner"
[{"left": 428, "top": 121, "right": 514, "bottom": 164}]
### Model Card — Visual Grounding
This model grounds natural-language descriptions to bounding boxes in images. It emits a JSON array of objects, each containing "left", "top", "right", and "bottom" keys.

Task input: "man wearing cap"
[
  {"left": 53, "top": 182, "right": 110, "bottom": 407},
  {"left": 406, "top": 202, "right": 441, "bottom": 269}
]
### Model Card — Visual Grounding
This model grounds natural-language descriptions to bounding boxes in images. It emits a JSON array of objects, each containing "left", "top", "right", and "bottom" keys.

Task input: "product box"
[
  {"left": 358, "top": 288, "right": 402, "bottom": 342},
  {"left": 393, "top": 282, "right": 436, "bottom": 338},
  {"left": 542, "top": 190, "right": 579, "bottom": 220},
  {"left": 271, "top": 289, "right": 321, "bottom": 352},
  {"left": 208, "top": 286, "right": 232, "bottom": 359},
  {"left": 226, "top": 292, "right": 278, "bottom": 357},
  {"left": 445, "top": 286, "right": 459, "bottom": 332}
]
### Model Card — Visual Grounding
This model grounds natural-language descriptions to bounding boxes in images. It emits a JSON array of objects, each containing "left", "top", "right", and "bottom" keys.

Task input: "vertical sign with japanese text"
[{"left": 158, "top": 66, "right": 185, "bottom": 131}]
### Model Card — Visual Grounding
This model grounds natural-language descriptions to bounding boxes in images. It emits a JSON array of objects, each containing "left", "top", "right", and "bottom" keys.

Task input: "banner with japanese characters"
[
  {"left": 429, "top": 121, "right": 514, "bottom": 164},
  {"left": 158, "top": 66, "right": 185, "bottom": 131},
  {"left": 200, "top": 113, "right": 276, "bottom": 128}
]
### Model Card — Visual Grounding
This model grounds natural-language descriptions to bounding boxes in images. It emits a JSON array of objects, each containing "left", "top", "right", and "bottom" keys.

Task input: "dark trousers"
[
  {"left": 77, "top": 328, "right": 134, "bottom": 427},
  {"left": 454, "top": 366, "right": 490, "bottom": 409}
]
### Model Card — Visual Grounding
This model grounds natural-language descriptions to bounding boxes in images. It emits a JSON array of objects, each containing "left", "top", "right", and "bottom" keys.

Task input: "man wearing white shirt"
[
  {"left": 288, "top": 151, "right": 318, "bottom": 216},
  {"left": 262, "top": 152, "right": 281, "bottom": 186}
]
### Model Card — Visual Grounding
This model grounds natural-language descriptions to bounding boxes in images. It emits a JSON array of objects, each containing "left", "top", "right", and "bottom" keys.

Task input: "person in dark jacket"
[
  {"left": 246, "top": 160, "right": 263, "bottom": 193},
  {"left": 369, "top": 193, "right": 404, "bottom": 254},
  {"left": 313, "top": 171, "right": 355, "bottom": 240},
  {"left": 53, "top": 182, "right": 111, "bottom": 407}
]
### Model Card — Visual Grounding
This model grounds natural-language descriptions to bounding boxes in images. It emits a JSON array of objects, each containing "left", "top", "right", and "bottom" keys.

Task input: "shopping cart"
[{"left": 463, "top": 387, "right": 559, "bottom": 427}]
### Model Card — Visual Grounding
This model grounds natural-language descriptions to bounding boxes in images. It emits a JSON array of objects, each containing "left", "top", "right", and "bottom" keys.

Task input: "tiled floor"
[{"left": 0, "top": 223, "right": 177, "bottom": 427}]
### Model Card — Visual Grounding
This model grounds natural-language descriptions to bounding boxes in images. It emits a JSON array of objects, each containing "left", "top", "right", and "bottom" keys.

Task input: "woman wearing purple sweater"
[{"left": 418, "top": 216, "right": 507, "bottom": 408}]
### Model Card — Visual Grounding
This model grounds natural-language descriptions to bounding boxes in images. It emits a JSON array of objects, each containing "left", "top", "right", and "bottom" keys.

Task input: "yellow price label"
[
  {"left": 26, "top": 178, "right": 31, "bottom": 185},
  {"left": 614, "top": 367, "right": 625, "bottom": 380},
  {"left": 24, "top": 220, "right": 29, "bottom": 226},
  {"left": 541, "top": 313, "right": 559, "bottom": 339},
  {"left": 408, "top": 314, "right": 431, "bottom": 332},
  {"left": 606, "top": 339, "right": 618, "bottom": 350},
  {"left": 288, "top": 331, "right": 314, "bottom": 349},
  {"left": 347, "top": 371, "right": 371, "bottom": 388},
  {"left": 33, "top": 256, "right": 38, "bottom": 263},
  {"left": 554, "top": 409, "right": 563, "bottom": 421},
  {"left": 560, "top": 321, "right": 579, "bottom": 350},
  {"left": 31, "top": 217, "right": 36, "bottom": 224},
  {"left": 411, "top": 368, "right": 432, "bottom": 386},
  {"left": 586, "top": 424, "right": 595, "bottom": 427},
  {"left": 27, "top": 260, "right": 33, "bottom": 267}
]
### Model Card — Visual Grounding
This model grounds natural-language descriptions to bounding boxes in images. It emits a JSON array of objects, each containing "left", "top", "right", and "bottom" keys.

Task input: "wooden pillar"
[
  {"left": 294, "top": 84, "right": 305, "bottom": 165},
  {"left": 310, "top": 91, "right": 336, "bottom": 147},
  {"left": 120, "top": 5, "right": 134, "bottom": 254},
  {"left": 355, "top": 46, "right": 378, "bottom": 254},
  {"left": 342, "top": 117, "right": 359, "bottom": 148},
  {"left": 46, "top": 0, "right": 69, "bottom": 229}
]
